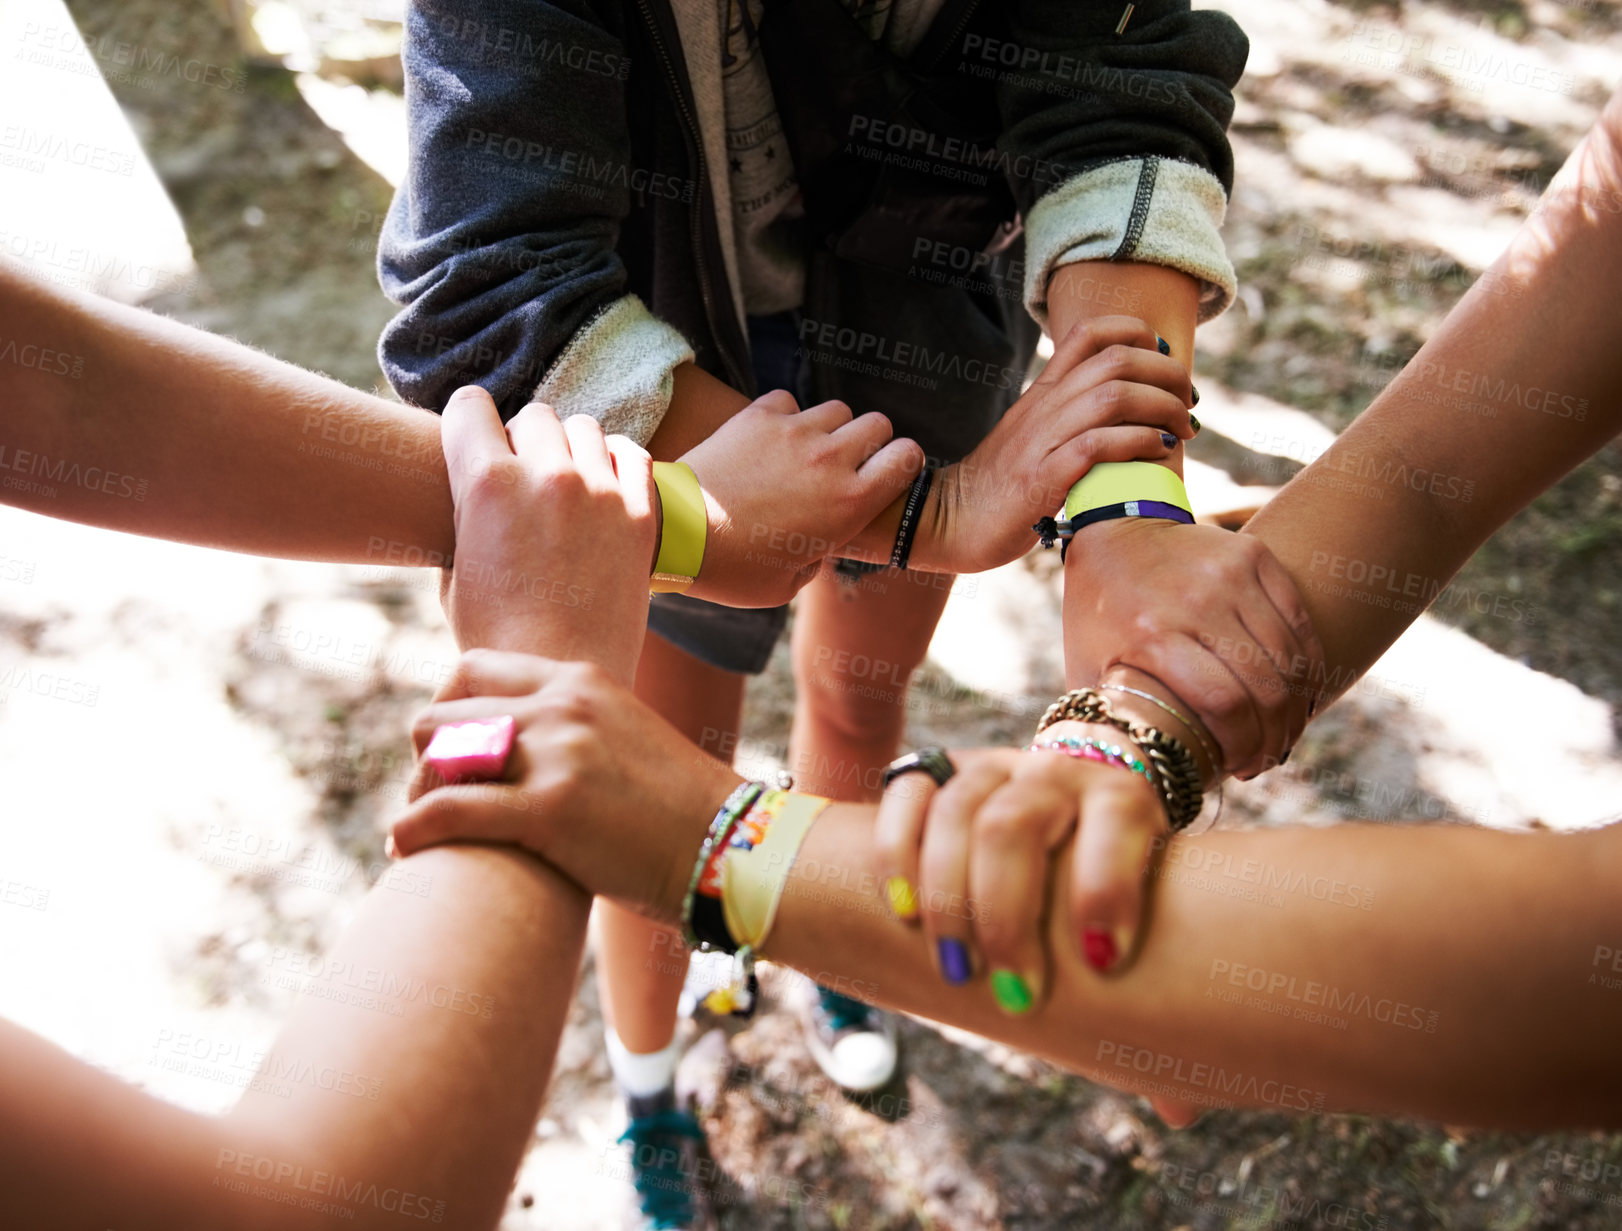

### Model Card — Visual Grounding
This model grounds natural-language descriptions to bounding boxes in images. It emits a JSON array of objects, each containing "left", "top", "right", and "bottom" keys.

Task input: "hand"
[
  {"left": 1064, "top": 520, "right": 1324, "bottom": 779},
  {"left": 929, "top": 316, "right": 1196, "bottom": 575},
  {"left": 437, "top": 390, "right": 656, "bottom": 684},
  {"left": 873, "top": 734, "right": 1167, "bottom": 1015},
  {"left": 680, "top": 390, "right": 923, "bottom": 607},
  {"left": 389, "top": 649, "right": 742, "bottom": 916},
  {"left": 876, "top": 736, "right": 1201, "bottom": 1128}
]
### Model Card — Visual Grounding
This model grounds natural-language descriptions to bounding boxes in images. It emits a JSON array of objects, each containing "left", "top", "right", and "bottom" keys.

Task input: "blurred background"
[{"left": 2, "top": 0, "right": 1622, "bottom": 1226}]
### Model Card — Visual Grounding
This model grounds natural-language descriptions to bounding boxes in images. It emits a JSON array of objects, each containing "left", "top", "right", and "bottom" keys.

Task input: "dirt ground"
[{"left": 8, "top": 0, "right": 1622, "bottom": 1226}]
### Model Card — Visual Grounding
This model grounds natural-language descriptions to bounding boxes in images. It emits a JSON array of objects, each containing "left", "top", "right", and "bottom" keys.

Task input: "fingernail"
[
  {"left": 1082, "top": 928, "right": 1117, "bottom": 972},
  {"left": 990, "top": 969, "right": 1035, "bottom": 1014},
  {"left": 384, "top": 833, "right": 399, "bottom": 860},
  {"left": 1190, "top": 385, "right": 1201, "bottom": 406},
  {"left": 1155, "top": 335, "right": 1171, "bottom": 356},
  {"left": 1160, "top": 432, "right": 1177, "bottom": 449},
  {"left": 937, "top": 938, "right": 972, "bottom": 985},
  {"left": 1189, "top": 411, "right": 1201, "bottom": 434},
  {"left": 885, "top": 876, "right": 919, "bottom": 920}
]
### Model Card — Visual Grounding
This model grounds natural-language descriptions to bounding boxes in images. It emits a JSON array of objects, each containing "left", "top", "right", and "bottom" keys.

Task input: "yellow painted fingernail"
[{"left": 885, "top": 876, "right": 918, "bottom": 919}]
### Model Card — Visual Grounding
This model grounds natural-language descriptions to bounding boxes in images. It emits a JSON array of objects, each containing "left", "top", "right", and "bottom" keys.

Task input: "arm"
[
  {"left": 0, "top": 847, "right": 591, "bottom": 1231},
  {"left": 1068, "top": 85, "right": 1622, "bottom": 750},
  {"left": 0, "top": 259, "right": 455, "bottom": 564},
  {"left": 390, "top": 655, "right": 1622, "bottom": 1129}
]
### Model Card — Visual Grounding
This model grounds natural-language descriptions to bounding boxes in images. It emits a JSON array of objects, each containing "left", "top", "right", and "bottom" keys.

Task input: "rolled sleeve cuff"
[
  {"left": 531, "top": 294, "right": 696, "bottom": 447},
  {"left": 1023, "top": 156, "right": 1237, "bottom": 332}
]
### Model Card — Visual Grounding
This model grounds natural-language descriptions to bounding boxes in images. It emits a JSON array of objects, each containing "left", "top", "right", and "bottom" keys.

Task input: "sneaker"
[
  {"left": 616, "top": 1088, "right": 716, "bottom": 1230},
  {"left": 801, "top": 982, "right": 899, "bottom": 1093}
]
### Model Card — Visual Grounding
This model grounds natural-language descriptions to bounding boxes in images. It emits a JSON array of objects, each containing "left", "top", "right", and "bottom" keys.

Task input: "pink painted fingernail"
[{"left": 423, "top": 715, "right": 516, "bottom": 783}]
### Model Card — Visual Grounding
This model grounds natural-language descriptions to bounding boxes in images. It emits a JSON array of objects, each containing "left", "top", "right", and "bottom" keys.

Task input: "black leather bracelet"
[{"left": 889, "top": 466, "right": 935, "bottom": 571}]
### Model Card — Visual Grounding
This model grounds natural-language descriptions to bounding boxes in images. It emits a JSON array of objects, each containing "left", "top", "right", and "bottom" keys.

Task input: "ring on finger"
[{"left": 423, "top": 715, "right": 517, "bottom": 783}]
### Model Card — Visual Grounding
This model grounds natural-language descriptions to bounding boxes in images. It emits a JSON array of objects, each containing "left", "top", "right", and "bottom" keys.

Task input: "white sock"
[{"left": 604, "top": 1027, "right": 679, "bottom": 1098}]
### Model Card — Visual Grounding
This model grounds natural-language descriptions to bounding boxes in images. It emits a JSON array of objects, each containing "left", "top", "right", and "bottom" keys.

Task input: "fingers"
[
  {"left": 503, "top": 400, "right": 568, "bottom": 461},
  {"left": 441, "top": 386, "right": 512, "bottom": 487},
  {"left": 606, "top": 435, "right": 655, "bottom": 524},
  {"left": 873, "top": 771, "right": 936, "bottom": 924},
  {"left": 918, "top": 761, "right": 1006, "bottom": 986},
  {"left": 1071, "top": 775, "right": 1167, "bottom": 975},
  {"left": 1044, "top": 425, "right": 1181, "bottom": 492},
  {"left": 829, "top": 409, "right": 896, "bottom": 460},
  {"left": 1231, "top": 603, "right": 1305, "bottom": 778},
  {"left": 425, "top": 647, "right": 559, "bottom": 707},
  {"left": 560, "top": 413, "right": 617, "bottom": 491},
  {"left": 965, "top": 769, "right": 1076, "bottom": 1015},
  {"left": 390, "top": 782, "right": 535, "bottom": 858},
  {"left": 1039, "top": 317, "right": 1162, "bottom": 387},
  {"left": 797, "top": 397, "right": 856, "bottom": 432},
  {"left": 1252, "top": 541, "right": 1325, "bottom": 741},
  {"left": 852, "top": 437, "right": 925, "bottom": 505},
  {"left": 1051, "top": 345, "right": 1194, "bottom": 421},
  {"left": 1118, "top": 631, "right": 1263, "bottom": 784},
  {"left": 752, "top": 387, "right": 800, "bottom": 415}
]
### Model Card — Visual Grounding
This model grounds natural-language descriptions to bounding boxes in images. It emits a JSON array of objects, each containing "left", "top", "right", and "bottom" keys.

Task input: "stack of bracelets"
[
  {"left": 1032, "top": 687, "right": 1205, "bottom": 830},
  {"left": 680, "top": 782, "right": 832, "bottom": 1016}
]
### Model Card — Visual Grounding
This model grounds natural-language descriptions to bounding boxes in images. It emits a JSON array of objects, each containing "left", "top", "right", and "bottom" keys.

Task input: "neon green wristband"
[
  {"left": 1063, "top": 461, "right": 1191, "bottom": 522},
  {"left": 650, "top": 461, "right": 707, "bottom": 593}
]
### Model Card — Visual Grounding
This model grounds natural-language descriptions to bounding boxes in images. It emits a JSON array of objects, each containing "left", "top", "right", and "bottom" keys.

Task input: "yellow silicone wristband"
[
  {"left": 721, "top": 790, "right": 829, "bottom": 952},
  {"left": 1063, "top": 461, "right": 1191, "bottom": 522},
  {"left": 650, "top": 461, "right": 707, "bottom": 593}
]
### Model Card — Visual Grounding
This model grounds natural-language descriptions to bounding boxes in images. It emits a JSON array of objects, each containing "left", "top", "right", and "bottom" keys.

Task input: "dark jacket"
[{"left": 378, "top": 0, "right": 1247, "bottom": 460}]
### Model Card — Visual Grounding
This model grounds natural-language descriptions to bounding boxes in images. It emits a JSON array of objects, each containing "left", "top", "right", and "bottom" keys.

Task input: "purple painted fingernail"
[
  {"left": 937, "top": 938, "right": 972, "bottom": 985},
  {"left": 1161, "top": 432, "right": 1177, "bottom": 449}
]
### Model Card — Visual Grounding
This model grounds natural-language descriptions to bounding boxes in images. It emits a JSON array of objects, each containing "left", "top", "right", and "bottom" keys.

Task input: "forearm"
[
  {"left": 1243, "top": 111, "right": 1622, "bottom": 703},
  {"left": 760, "top": 807, "right": 1622, "bottom": 1128},
  {"left": 0, "top": 260, "right": 455, "bottom": 564},
  {"left": 0, "top": 846, "right": 589, "bottom": 1229},
  {"left": 225, "top": 846, "right": 589, "bottom": 1229}
]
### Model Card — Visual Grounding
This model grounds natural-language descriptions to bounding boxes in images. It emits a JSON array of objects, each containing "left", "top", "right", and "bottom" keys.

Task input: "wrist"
[
  {"left": 660, "top": 758, "right": 748, "bottom": 921},
  {"left": 1097, "top": 666, "right": 1222, "bottom": 787}
]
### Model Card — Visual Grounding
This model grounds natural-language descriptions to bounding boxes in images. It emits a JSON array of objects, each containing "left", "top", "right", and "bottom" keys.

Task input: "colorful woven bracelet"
[
  {"left": 1027, "top": 735, "right": 1156, "bottom": 788},
  {"left": 681, "top": 780, "right": 762, "bottom": 952}
]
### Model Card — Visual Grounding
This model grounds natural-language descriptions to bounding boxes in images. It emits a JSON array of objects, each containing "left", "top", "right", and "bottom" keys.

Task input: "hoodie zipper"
[{"left": 635, "top": 0, "right": 750, "bottom": 394}]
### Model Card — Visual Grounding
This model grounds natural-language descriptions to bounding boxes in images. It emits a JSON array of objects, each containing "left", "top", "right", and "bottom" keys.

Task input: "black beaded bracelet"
[{"left": 890, "top": 466, "right": 935, "bottom": 571}]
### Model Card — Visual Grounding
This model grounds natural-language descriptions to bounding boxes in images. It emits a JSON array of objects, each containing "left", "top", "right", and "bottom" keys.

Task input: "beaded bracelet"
[
  {"left": 1035, "top": 688, "right": 1203, "bottom": 830},
  {"left": 1101, "top": 682, "right": 1224, "bottom": 829},
  {"left": 680, "top": 780, "right": 763, "bottom": 953},
  {"left": 1027, "top": 735, "right": 1156, "bottom": 789}
]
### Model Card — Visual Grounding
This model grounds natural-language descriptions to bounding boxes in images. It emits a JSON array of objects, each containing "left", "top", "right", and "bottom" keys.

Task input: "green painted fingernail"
[
  {"left": 1189, "top": 410, "right": 1201, "bottom": 434},
  {"left": 991, "top": 969, "right": 1035, "bottom": 1015}
]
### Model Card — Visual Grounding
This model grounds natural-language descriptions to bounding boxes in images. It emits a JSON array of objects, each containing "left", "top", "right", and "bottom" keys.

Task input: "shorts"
[{"left": 646, "top": 309, "right": 1002, "bottom": 674}]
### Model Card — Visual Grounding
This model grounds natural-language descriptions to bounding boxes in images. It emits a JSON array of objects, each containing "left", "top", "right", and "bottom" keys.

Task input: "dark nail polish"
[
  {"left": 1160, "top": 432, "right": 1177, "bottom": 449},
  {"left": 937, "top": 938, "right": 972, "bottom": 985},
  {"left": 1188, "top": 411, "right": 1201, "bottom": 435},
  {"left": 1191, "top": 385, "right": 1201, "bottom": 406},
  {"left": 1279, "top": 747, "right": 1292, "bottom": 765},
  {"left": 1156, "top": 335, "right": 1171, "bottom": 356}
]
